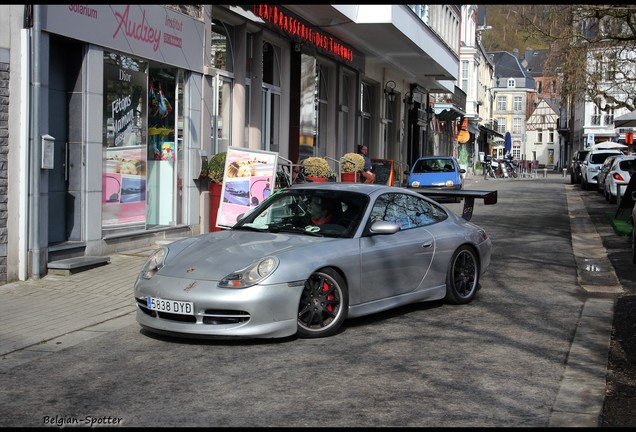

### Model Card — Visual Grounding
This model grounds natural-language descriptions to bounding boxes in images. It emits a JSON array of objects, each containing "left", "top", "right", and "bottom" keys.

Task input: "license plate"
[{"left": 147, "top": 296, "right": 194, "bottom": 315}]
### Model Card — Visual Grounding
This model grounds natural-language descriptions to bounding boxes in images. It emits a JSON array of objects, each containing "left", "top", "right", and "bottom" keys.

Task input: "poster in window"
[
  {"left": 102, "top": 146, "right": 147, "bottom": 225},
  {"left": 102, "top": 53, "right": 148, "bottom": 227}
]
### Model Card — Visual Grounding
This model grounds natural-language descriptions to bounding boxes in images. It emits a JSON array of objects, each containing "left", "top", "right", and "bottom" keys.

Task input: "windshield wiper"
[
  {"left": 267, "top": 224, "right": 323, "bottom": 237},
  {"left": 233, "top": 225, "right": 267, "bottom": 232}
]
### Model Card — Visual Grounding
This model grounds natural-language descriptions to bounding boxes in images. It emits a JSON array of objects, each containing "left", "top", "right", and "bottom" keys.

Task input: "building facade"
[
  {"left": 526, "top": 98, "right": 561, "bottom": 168},
  {"left": 1, "top": 4, "right": 462, "bottom": 283},
  {"left": 489, "top": 51, "right": 536, "bottom": 160}
]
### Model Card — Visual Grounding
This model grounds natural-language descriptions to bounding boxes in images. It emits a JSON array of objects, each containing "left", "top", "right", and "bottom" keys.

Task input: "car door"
[
  {"left": 358, "top": 192, "right": 446, "bottom": 303},
  {"left": 598, "top": 156, "right": 616, "bottom": 192}
]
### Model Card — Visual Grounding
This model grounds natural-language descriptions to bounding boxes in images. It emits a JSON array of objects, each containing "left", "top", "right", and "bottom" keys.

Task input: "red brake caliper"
[{"left": 323, "top": 281, "right": 334, "bottom": 313}]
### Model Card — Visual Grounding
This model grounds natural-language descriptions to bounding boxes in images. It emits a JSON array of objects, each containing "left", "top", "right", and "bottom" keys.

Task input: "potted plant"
[
  {"left": 208, "top": 151, "right": 227, "bottom": 185},
  {"left": 207, "top": 151, "right": 226, "bottom": 232},
  {"left": 301, "top": 156, "right": 330, "bottom": 182},
  {"left": 340, "top": 152, "right": 365, "bottom": 182}
]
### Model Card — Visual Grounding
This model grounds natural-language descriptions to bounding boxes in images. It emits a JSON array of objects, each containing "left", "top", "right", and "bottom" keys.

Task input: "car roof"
[
  {"left": 588, "top": 149, "right": 623, "bottom": 154},
  {"left": 414, "top": 156, "right": 456, "bottom": 161},
  {"left": 288, "top": 182, "right": 393, "bottom": 194}
]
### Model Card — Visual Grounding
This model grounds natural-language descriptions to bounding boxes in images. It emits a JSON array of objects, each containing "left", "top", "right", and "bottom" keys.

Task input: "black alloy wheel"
[
  {"left": 297, "top": 268, "right": 348, "bottom": 338},
  {"left": 444, "top": 245, "right": 480, "bottom": 304}
]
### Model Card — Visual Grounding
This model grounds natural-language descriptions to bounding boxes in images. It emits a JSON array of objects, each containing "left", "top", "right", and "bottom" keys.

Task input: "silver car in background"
[
  {"left": 602, "top": 155, "right": 636, "bottom": 203},
  {"left": 134, "top": 183, "right": 497, "bottom": 339},
  {"left": 581, "top": 149, "right": 623, "bottom": 190}
]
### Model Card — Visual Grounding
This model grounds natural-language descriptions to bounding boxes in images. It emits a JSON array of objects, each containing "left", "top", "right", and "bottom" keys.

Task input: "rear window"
[
  {"left": 590, "top": 153, "right": 619, "bottom": 164},
  {"left": 618, "top": 159, "right": 636, "bottom": 172}
]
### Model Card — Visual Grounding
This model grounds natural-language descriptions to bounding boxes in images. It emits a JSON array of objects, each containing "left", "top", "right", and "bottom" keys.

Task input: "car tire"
[
  {"left": 297, "top": 268, "right": 348, "bottom": 338},
  {"left": 444, "top": 245, "right": 479, "bottom": 305}
]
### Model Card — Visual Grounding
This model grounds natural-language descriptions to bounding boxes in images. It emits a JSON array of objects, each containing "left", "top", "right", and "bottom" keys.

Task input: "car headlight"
[
  {"left": 218, "top": 257, "right": 279, "bottom": 289},
  {"left": 140, "top": 247, "right": 168, "bottom": 279},
  {"left": 445, "top": 180, "right": 455, "bottom": 187}
]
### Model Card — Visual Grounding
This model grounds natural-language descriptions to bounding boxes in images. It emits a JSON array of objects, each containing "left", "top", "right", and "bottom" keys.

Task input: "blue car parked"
[{"left": 406, "top": 156, "right": 465, "bottom": 191}]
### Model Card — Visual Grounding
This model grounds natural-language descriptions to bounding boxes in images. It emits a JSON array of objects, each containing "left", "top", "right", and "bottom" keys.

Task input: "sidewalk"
[
  {"left": 0, "top": 177, "right": 624, "bottom": 427},
  {"left": 0, "top": 250, "right": 150, "bottom": 359}
]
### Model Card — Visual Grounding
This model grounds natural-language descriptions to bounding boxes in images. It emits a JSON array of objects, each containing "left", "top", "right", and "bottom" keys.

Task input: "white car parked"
[
  {"left": 581, "top": 149, "right": 623, "bottom": 190},
  {"left": 603, "top": 155, "right": 636, "bottom": 203}
]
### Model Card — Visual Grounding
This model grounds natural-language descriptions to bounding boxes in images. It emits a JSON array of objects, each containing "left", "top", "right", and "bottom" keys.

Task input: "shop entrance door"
[{"left": 47, "top": 37, "right": 83, "bottom": 245}]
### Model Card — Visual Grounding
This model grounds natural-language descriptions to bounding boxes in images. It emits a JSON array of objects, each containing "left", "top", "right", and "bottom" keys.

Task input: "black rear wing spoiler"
[{"left": 409, "top": 189, "right": 497, "bottom": 222}]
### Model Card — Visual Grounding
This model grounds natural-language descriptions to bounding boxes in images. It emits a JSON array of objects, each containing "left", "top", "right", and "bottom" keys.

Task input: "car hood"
[
  {"left": 409, "top": 172, "right": 460, "bottom": 186},
  {"left": 158, "top": 230, "right": 331, "bottom": 280}
]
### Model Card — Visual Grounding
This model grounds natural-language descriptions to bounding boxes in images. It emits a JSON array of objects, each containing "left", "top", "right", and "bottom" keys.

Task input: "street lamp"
[{"left": 384, "top": 80, "right": 396, "bottom": 103}]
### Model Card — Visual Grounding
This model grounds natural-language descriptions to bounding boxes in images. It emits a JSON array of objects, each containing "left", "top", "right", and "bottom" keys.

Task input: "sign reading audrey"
[{"left": 40, "top": 5, "right": 204, "bottom": 71}]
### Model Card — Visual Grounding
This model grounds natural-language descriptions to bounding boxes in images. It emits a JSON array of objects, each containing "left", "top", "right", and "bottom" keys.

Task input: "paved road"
[{"left": 0, "top": 174, "right": 626, "bottom": 427}]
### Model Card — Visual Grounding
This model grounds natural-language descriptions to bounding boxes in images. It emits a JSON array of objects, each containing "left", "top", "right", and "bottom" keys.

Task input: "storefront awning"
[
  {"left": 479, "top": 125, "right": 504, "bottom": 138},
  {"left": 467, "top": 121, "right": 479, "bottom": 135},
  {"left": 434, "top": 104, "right": 465, "bottom": 121},
  {"left": 283, "top": 5, "right": 458, "bottom": 92}
]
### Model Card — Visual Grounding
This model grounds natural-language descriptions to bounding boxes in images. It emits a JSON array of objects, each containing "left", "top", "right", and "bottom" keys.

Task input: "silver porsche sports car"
[{"left": 134, "top": 183, "right": 497, "bottom": 339}]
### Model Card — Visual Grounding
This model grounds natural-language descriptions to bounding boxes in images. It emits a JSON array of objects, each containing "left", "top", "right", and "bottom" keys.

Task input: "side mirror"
[
  {"left": 368, "top": 220, "right": 401, "bottom": 235},
  {"left": 459, "top": 169, "right": 466, "bottom": 174}
]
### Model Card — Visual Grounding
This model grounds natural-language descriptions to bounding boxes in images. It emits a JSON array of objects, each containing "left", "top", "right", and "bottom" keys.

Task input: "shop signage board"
[
  {"left": 216, "top": 147, "right": 279, "bottom": 229},
  {"left": 41, "top": 5, "right": 204, "bottom": 71}
]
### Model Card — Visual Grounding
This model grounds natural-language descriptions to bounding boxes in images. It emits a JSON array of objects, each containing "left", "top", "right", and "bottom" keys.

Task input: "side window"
[{"left": 370, "top": 193, "right": 448, "bottom": 229}]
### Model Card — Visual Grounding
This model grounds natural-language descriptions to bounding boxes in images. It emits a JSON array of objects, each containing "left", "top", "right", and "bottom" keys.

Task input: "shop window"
[
  {"left": 360, "top": 81, "right": 375, "bottom": 154},
  {"left": 147, "top": 68, "right": 179, "bottom": 227},
  {"left": 211, "top": 19, "right": 234, "bottom": 72},
  {"left": 262, "top": 42, "right": 280, "bottom": 86},
  {"left": 261, "top": 41, "right": 281, "bottom": 152},
  {"left": 213, "top": 75, "right": 233, "bottom": 155},
  {"left": 338, "top": 71, "right": 355, "bottom": 159},
  {"left": 102, "top": 51, "right": 148, "bottom": 229},
  {"left": 315, "top": 63, "right": 330, "bottom": 157},
  {"left": 299, "top": 54, "right": 317, "bottom": 161}
]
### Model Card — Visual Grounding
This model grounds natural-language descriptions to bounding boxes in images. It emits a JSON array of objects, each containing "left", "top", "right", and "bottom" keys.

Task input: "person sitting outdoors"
[{"left": 358, "top": 145, "right": 376, "bottom": 184}]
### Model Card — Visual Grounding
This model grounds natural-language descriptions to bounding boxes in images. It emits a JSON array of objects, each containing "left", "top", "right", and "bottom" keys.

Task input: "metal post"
[{"left": 31, "top": 5, "right": 42, "bottom": 279}]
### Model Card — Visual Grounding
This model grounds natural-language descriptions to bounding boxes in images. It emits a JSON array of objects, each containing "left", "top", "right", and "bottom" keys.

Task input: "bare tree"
[{"left": 512, "top": 5, "right": 636, "bottom": 113}]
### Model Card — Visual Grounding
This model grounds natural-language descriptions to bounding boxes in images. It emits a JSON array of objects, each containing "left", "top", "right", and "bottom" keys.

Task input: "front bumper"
[{"left": 134, "top": 276, "right": 304, "bottom": 339}]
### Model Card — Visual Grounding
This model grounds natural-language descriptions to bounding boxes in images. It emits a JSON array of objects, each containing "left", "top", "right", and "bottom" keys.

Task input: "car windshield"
[
  {"left": 233, "top": 189, "right": 369, "bottom": 238},
  {"left": 413, "top": 158, "right": 455, "bottom": 173}
]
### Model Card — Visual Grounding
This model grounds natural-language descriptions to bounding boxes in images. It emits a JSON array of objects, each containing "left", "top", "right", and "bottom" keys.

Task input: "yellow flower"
[
  {"left": 301, "top": 157, "right": 330, "bottom": 178},
  {"left": 340, "top": 153, "right": 365, "bottom": 172}
]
